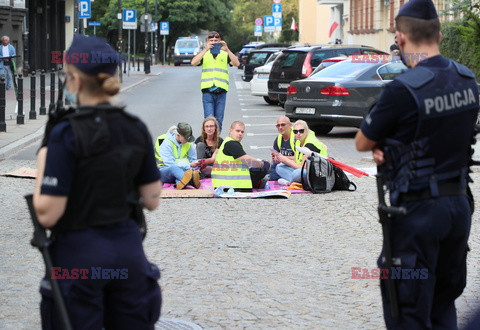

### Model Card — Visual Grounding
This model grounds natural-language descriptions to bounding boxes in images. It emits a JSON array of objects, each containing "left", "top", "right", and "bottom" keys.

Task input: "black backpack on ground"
[
  {"left": 332, "top": 164, "right": 357, "bottom": 191},
  {"left": 301, "top": 154, "right": 335, "bottom": 193}
]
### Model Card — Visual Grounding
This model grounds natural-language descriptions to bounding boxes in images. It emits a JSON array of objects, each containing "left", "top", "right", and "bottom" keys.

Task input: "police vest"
[
  {"left": 294, "top": 130, "right": 328, "bottom": 164},
  {"left": 53, "top": 106, "right": 150, "bottom": 233},
  {"left": 154, "top": 134, "right": 191, "bottom": 167},
  {"left": 211, "top": 137, "right": 252, "bottom": 189},
  {"left": 201, "top": 50, "right": 229, "bottom": 92},
  {"left": 381, "top": 59, "right": 479, "bottom": 203},
  {"left": 276, "top": 132, "right": 295, "bottom": 156}
]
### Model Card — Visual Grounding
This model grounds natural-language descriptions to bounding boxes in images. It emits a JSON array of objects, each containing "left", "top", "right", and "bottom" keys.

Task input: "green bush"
[{"left": 440, "top": 17, "right": 480, "bottom": 79}]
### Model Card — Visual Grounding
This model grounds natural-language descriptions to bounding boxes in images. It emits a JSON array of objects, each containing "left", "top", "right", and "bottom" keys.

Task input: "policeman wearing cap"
[
  {"left": 33, "top": 34, "right": 162, "bottom": 329},
  {"left": 355, "top": 0, "right": 479, "bottom": 328}
]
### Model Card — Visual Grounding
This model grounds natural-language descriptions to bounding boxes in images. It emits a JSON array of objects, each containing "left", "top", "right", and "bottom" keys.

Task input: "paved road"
[{"left": 1, "top": 66, "right": 479, "bottom": 329}]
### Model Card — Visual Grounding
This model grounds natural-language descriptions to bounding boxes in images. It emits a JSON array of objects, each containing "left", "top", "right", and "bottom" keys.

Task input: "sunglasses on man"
[
  {"left": 208, "top": 34, "right": 220, "bottom": 39},
  {"left": 275, "top": 123, "right": 288, "bottom": 128},
  {"left": 293, "top": 129, "right": 305, "bottom": 134}
]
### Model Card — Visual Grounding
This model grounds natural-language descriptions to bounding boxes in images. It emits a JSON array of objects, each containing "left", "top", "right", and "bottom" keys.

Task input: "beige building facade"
[{"left": 299, "top": 0, "right": 450, "bottom": 53}]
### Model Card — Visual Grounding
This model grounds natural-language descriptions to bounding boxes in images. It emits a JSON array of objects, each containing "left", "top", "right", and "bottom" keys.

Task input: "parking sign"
[
  {"left": 160, "top": 22, "right": 169, "bottom": 35},
  {"left": 264, "top": 15, "right": 275, "bottom": 32},
  {"left": 78, "top": 0, "right": 91, "bottom": 19},
  {"left": 122, "top": 9, "right": 137, "bottom": 29}
]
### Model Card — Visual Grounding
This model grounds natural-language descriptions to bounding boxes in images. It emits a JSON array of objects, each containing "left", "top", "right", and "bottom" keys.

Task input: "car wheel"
[
  {"left": 174, "top": 62, "right": 180, "bottom": 66},
  {"left": 263, "top": 96, "right": 279, "bottom": 105},
  {"left": 313, "top": 124, "right": 334, "bottom": 135}
]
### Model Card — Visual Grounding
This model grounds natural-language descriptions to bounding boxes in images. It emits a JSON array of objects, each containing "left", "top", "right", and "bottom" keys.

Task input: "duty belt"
[{"left": 398, "top": 182, "right": 466, "bottom": 203}]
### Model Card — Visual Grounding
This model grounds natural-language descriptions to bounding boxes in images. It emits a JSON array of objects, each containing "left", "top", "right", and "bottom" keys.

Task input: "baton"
[
  {"left": 375, "top": 173, "right": 406, "bottom": 321},
  {"left": 25, "top": 194, "right": 73, "bottom": 330}
]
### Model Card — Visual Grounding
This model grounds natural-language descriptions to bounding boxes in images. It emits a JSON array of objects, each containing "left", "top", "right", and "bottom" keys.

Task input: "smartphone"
[{"left": 211, "top": 43, "right": 221, "bottom": 55}]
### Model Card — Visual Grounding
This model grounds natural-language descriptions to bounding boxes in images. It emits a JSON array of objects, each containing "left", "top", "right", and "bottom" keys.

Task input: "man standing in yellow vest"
[
  {"left": 191, "top": 31, "right": 240, "bottom": 131},
  {"left": 155, "top": 123, "right": 201, "bottom": 190},
  {"left": 212, "top": 121, "right": 271, "bottom": 192}
]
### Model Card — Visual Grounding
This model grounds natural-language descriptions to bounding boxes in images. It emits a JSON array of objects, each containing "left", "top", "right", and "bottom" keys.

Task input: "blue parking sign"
[
  {"left": 160, "top": 22, "right": 169, "bottom": 35},
  {"left": 123, "top": 9, "right": 136, "bottom": 23},
  {"left": 264, "top": 15, "right": 275, "bottom": 32},
  {"left": 78, "top": 0, "right": 91, "bottom": 19}
]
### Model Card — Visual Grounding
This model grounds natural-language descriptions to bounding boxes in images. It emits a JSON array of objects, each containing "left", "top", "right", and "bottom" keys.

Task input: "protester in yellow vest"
[
  {"left": 268, "top": 116, "right": 296, "bottom": 181},
  {"left": 211, "top": 121, "right": 270, "bottom": 192},
  {"left": 191, "top": 31, "right": 240, "bottom": 131},
  {"left": 155, "top": 123, "right": 201, "bottom": 189},
  {"left": 274, "top": 120, "right": 328, "bottom": 185}
]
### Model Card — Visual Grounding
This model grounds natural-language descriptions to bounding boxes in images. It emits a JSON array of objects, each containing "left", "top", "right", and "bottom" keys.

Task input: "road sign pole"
[
  {"left": 128, "top": 30, "right": 131, "bottom": 76},
  {"left": 162, "top": 35, "right": 165, "bottom": 65}
]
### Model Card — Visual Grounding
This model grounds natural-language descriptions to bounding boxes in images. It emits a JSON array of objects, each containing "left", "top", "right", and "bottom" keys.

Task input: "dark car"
[
  {"left": 242, "top": 47, "right": 286, "bottom": 82},
  {"left": 285, "top": 56, "right": 407, "bottom": 134},
  {"left": 268, "top": 44, "right": 388, "bottom": 107},
  {"left": 237, "top": 42, "right": 290, "bottom": 69}
]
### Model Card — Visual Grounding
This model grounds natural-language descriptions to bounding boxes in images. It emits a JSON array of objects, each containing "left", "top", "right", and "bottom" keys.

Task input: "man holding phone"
[{"left": 191, "top": 31, "right": 240, "bottom": 131}]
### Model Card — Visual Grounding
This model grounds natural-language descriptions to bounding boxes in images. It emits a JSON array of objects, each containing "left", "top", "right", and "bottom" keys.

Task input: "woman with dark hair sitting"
[{"left": 195, "top": 116, "right": 223, "bottom": 177}]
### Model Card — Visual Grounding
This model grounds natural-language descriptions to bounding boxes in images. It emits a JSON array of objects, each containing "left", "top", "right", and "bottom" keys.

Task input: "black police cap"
[
  {"left": 396, "top": 0, "right": 438, "bottom": 20},
  {"left": 66, "top": 34, "right": 120, "bottom": 76}
]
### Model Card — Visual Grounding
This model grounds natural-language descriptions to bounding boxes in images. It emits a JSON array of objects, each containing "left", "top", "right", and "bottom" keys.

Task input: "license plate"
[
  {"left": 183, "top": 59, "right": 190, "bottom": 63},
  {"left": 278, "top": 83, "right": 289, "bottom": 89},
  {"left": 295, "top": 107, "right": 315, "bottom": 115},
  {"left": 258, "top": 73, "right": 269, "bottom": 79}
]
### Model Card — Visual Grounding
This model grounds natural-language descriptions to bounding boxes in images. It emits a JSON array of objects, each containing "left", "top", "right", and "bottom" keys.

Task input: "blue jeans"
[
  {"left": 202, "top": 92, "right": 227, "bottom": 131},
  {"left": 0, "top": 65, "right": 13, "bottom": 90},
  {"left": 159, "top": 165, "right": 187, "bottom": 184},
  {"left": 276, "top": 163, "right": 305, "bottom": 183}
]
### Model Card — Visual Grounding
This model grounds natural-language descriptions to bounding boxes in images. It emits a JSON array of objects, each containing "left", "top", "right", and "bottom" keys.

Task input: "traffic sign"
[
  {"left": 273, "top": 0, "right": 282, "bottom": 3},
  {"left": 272, "top": 3, "right": 282, "bottom": 13},
  {"left": 88, "top": 21, "right": 101, "bottom": 27},
  {"left": 264, "top": 15, "right": 275, "bottom": 32},
  {"left": 123, "top": 9, "right": 137, "bottom": 29},
  {"left": 254, "top": 25, "right": 262, "bottom": 37},
  {"left": 160, "top": 21, "right": 169, "bottom": 35},
  {"left": 150, "top": 22, "right": 158, "bottom": 32},
  {"left": 78, "top": 0, "right": 91, "bottom": 19},
  {"left": 255, "top": 17, "right": 263, "bottom": 26},
  {"left": 141, "top": 13, "right": 152, "bottom": 24},
  {"left": 274, "top": 17, "right": 282, "bottom": 31}
]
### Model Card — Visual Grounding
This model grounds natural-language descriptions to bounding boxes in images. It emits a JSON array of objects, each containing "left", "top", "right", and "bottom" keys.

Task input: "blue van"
[{"left": 174, "top": 37, "right": 202, "bottom": 66}]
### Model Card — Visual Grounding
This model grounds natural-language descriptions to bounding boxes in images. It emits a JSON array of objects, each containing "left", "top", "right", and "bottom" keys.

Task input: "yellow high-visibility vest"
[
  {"left": 200, "top": 50, "right": 229, "bottom": 92},
  {"left": 155, "top": 134, "right": 191, "bottom": 167},
  {"left": 211, "top": 137, "right": 252, "bottom": 189},
  {"left": 275, "top": 131, "right": 295, "bottom": 155},
  {"left": 294, "top": 130, "right": 328, "bottom": 164}
]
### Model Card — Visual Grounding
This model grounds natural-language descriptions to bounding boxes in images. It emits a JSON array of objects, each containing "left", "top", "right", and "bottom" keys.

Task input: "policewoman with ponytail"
[{"left": 33, "top": 35, "right": 162, "bottom": 329}]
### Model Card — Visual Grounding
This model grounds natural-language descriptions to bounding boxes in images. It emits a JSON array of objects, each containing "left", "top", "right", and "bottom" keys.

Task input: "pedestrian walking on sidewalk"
[
  {"left": 0, "top": 35, "right": 16, "bottom": 90},
  {"left": 355, "top": 0, "right": 479, "bottom": 328},
  {"left": 33, "top": 34, "right": 162, "bottom": 329},
  {"left": 191, "top": 31, "right": 240, "bottom": 131}
]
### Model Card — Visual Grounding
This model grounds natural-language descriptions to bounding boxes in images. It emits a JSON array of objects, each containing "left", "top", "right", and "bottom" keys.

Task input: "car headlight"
[
  {"left": 176, "top": 52, "right": 180, "bottom": 56},
  {"left": 193, "top": 51, "right": 198, "bottom": 55}
]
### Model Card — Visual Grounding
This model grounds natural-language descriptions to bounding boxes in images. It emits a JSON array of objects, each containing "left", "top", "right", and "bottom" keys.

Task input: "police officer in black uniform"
[
  {"left": 355, "top": 0, "right": 479, "bottom": 328},
  {"left": 33, "top": 34, "right": 162, "bottom": 329}
]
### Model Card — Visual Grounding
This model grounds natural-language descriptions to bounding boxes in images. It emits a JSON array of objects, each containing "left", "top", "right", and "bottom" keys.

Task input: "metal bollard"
[
  {"left": 123, "top": 57, "right": 127, "bottom": 74},
  {"left": 39, "top": 70, "right": 46, "bottom": 115},
  {"left": 16, "top": 73, "right": 24, "bottom": 125},
  {"left": 0, "top": 76, "right": 6, "bottom": 132},
  {"left": 137, "top": 57, "right": 140, "bottom": 71},
  {"left": 29, "top": 71, "right": 36, "bottom": 119},
  {"left": 48, "top": 70, "right": 55, "bottom": 114},
  {"left": 144, "top": 56, "right": 150, "bottom": 74}
]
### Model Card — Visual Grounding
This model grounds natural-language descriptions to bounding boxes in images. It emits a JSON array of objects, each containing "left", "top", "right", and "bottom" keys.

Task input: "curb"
[{"left": 0, "top": 72, "right": 162, "bottom": 160}]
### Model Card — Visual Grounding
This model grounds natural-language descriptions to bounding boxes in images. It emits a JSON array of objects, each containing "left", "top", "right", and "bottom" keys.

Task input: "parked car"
[
  {"left": 268, "top": 44, "right": 388, "bottom": 107},
  {"left": 285, "top": 56, "right": 407, "bottom": 134},
  {"left": 242, "top": 47, "right": 286, "bottom": 82},
  {"left": 237, "top": 42, "right": 289, "bottom": 69},
  {"left": 250, "top": 52, "right": 282, "bottom": 105},
  {"left": 309, "top": 56, "right": 348, "bottom": 76}
]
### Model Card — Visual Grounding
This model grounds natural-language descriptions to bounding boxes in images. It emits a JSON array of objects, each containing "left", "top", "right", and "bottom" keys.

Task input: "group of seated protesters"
[{"left": 154, "top": 115, "right": 328, "bottom": 191}]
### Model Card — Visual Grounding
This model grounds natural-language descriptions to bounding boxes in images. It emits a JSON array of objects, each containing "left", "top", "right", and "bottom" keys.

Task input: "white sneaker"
[{"left": 277, "top": 178, "right": 290, "bottom": 186}]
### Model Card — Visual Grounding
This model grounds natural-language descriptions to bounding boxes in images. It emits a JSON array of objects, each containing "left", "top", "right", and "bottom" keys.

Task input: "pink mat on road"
[{"left": 162, "top": 178, "right": 310, "bottom": 193}]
